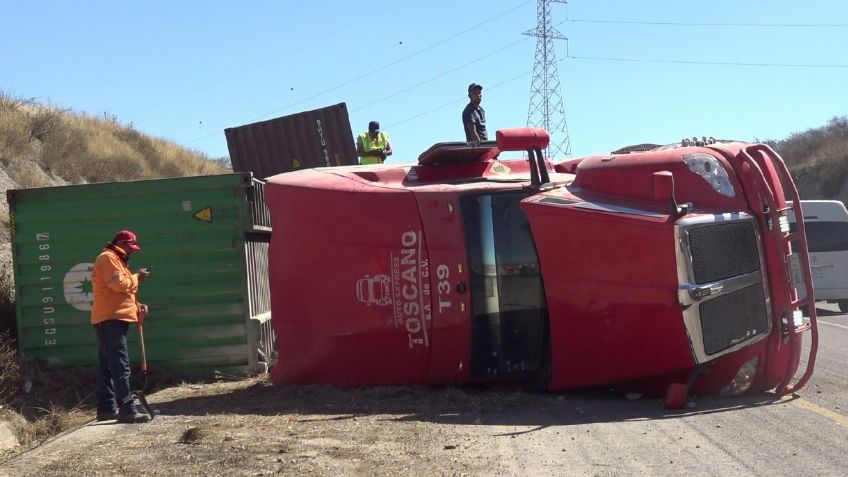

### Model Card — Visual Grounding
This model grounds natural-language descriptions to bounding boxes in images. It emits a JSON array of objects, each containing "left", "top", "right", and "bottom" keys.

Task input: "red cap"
[{"left": 113, "top": 230, "right": 142, "bottom": 251}]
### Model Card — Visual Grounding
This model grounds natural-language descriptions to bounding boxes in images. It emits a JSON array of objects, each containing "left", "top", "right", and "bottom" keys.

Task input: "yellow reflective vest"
[{"left": 358, "top": 132, "right": 389, "bottom": 165}]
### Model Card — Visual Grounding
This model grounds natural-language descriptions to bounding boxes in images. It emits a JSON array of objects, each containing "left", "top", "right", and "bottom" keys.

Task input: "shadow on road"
[{"left": 152, "top": 379, "right": 790, "bottom": 428}]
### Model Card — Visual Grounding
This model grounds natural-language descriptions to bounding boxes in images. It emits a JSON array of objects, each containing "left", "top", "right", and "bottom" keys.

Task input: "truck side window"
[
  {"left": 790, "top": 221, "right": 848, "bottom": 253},
  {"left": 461, "top": 192, "right": 547, "bottom": 377}
]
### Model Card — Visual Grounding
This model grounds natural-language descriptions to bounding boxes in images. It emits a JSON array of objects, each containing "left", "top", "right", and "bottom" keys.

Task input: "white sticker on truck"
[{"left": 388, "top": 230, "right": 431, "bottom": 348}]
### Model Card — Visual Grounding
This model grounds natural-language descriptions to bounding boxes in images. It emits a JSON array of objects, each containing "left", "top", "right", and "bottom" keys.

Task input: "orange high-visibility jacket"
[{"left": 90, "top": 247, "right": 140, "bottom": 325}]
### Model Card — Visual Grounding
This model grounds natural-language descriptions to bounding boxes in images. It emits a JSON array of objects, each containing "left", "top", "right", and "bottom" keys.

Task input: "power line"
[
  {"left": 183, "top": 8, "right": 845, "bottom": 149},
  {"left": 351, "top": 37, "right": 532, "bottom": 113},
  {"left": 568, "top": 55, "right": 848, "bottom": 68},
  {"left": 185, "top": 50, "right": 847, "bottom": 149},
  {"left": 140, "top": 14, "right": 846, "bottom": 119},
  {"left": 127, "top": 2, "right": 401, "bottom": 118},
  {"left": 569, "top": 19, "right": 848, "bottom": 27},
  {"left": 384, "top": 47, "right": 848, "bottom": 132},
  {"left": 386, "top": 70, "right": 532, "bottom": 129},
  {"left": 183, "top": 0, "right": 533, "bottom": 146},
  {"left": 252, "top": 0, "right": 534, "bottom": 122}
]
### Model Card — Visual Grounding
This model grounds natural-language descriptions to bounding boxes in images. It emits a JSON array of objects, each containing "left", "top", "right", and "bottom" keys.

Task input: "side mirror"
[
  {"left": 653, "top": 171, "right": 675, "bottom": 201},
  {"left": 653, "top": 171, "right": 689, "bottom": 217}
]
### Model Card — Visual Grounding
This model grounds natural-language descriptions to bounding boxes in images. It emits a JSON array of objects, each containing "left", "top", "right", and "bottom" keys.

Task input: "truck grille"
[
  {"left": 688, "top": 222, "right": 760, "bottom": 284},
  {"left": 699, "top": 284, "right": 769, "bottom": 355},
  {"left": 677, "top": 215, "right": 772, "bottom": 363}
]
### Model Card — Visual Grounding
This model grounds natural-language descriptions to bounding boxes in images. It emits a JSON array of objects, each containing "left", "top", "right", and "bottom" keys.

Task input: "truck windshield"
[{"left": 461, "top": 192, "right": 548, "bottom": 377}]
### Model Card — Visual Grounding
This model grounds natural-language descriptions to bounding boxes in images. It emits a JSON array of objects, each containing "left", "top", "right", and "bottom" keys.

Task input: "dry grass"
[
  {"left": 0, "top": 360, "right": 106, "bottom": 451},
  {"left": 0, "top": 96, "right": 35, "bottom": 167},
  {"left": 771, "top": 117, "right": 848, "bottom": 167},
  {"left": 770, "top": 116, "right": 848, "bottom": 201},
  {"left": 0, "top": 331, "right": 20, "bottom": 403},
  {"left": 0, "top": 91, "right": 229, "bottom": 187},
  {"left": 0, "top": 263, "right": 14, "bottom": 336},
  {"left": 12, "top": 403, "right": 91, "bottom": 447},
  {"left": 5, "top": 159, "right": 52, "bottom": 189}
]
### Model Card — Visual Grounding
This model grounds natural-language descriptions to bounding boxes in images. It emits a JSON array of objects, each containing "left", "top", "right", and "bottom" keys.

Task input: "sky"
[{"left": 2, "top": 0, "right": 847, "bottom": 165}]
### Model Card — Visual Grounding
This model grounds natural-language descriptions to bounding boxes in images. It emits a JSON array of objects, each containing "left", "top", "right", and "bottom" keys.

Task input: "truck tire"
[{"left": 838, "top": 300, "right": 848, "bottom": 314}]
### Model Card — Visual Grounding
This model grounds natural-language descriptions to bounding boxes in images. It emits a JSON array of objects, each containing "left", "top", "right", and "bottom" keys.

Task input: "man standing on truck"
[
  {"left": 356, "top": 121, "right": 393, "bottom": 165},
  {"left": 91, "top": 230, "right": 152, "bottom": 424},
  {"left": 462, "top": 83, "right": 487, "bottom": 142}
]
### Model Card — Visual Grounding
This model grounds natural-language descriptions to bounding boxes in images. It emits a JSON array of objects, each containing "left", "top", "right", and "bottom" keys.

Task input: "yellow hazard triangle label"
[
  {"left": 193, "top": 207, "right": 213, "bottom": 222},
  {"left": 292, "top": 159, "right": 301, "bottom": 169}
]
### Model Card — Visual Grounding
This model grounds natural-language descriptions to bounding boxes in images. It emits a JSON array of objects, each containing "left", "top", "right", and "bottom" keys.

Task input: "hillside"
[{"left": 769, "top": 116, "right": 848, "bottom": 204}]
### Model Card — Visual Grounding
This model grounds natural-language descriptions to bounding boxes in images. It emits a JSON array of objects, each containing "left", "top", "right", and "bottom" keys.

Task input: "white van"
[{"left": 788, "top": 200, "right": 848, "bottom": 312}]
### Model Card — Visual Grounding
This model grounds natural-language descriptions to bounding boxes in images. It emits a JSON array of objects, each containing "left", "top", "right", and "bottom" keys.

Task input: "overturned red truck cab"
[{"left": 264, "top": 128, "right": 818, "bottom": 406}]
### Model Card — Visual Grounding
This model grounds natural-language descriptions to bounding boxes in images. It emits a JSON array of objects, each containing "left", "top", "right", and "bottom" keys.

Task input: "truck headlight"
[
  {"left": 683, "top": 153, "right": 736, "bottom": 198},
  {"left": 720, "top": 356, "right": 759, "bottom": 396}
]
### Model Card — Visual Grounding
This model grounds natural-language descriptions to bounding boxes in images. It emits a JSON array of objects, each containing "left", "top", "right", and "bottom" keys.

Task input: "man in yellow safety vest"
[{"left": 356, "top": 121, "right": 393, "bottom": 165}]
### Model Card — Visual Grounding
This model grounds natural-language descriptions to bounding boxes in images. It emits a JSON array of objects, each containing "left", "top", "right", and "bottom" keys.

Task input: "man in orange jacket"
[{"left": 91, "top": 230, "right": 151, "bottom": 424}]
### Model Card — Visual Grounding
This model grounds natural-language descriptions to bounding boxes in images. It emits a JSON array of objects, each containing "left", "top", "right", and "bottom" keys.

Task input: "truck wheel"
[{"left": 838, "top": 300, "right": 848, "bottom": 314}]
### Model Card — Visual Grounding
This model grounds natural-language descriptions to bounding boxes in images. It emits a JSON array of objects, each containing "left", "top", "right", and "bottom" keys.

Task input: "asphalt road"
[{"left": 487, "top": 302, "right": 848, "bottom": 476}]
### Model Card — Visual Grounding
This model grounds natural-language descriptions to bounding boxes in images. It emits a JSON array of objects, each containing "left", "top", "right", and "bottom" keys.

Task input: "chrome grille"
[
  {"left": 699, "top": 284, "right": 768, "bottom": 355},
  {"left": 688, "top": 222, "right": 760, "bottom": 284},
  {"left": 677, "top": 214, "right": 772, "bottom": 363}
]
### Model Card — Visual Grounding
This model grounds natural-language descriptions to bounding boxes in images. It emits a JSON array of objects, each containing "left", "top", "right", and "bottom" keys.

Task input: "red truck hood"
[{"left": 521, "top": 190, "right": 693, "bottom": 389}]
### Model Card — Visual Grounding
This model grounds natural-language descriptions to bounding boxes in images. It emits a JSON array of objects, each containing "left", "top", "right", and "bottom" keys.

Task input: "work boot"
[
  {"left": 117, "top": 411, "right": 151, "bottom": 424},
  {"left": 95, "top": 410, "right": 118, "bottom": 421}
]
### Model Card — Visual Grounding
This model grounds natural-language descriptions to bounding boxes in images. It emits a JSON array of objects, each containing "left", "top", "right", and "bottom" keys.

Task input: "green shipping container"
[{"left": 7, "top": 173, "right": 274, "bottom": 378}]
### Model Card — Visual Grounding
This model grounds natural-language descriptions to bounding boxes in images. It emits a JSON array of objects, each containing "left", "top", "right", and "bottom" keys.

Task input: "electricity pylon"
[{"left": 524, "top": 0, "right": 571, "bottom": 158}]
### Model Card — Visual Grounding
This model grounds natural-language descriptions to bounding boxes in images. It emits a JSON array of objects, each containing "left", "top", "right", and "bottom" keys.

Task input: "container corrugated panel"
[
  {"left": 224, "top": 103, "right": 357, "bottom": 180},
  {"left": 7, "top": 173, "right": 273, "bottom": 378}
]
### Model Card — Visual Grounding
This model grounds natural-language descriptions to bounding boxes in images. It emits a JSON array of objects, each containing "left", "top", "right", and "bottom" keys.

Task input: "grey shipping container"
[
  {"left": 7, "top": 172, "right": 275, "bottom": 378},
  {"left": 225, "top": 103, "right": 358, "bottom": 180}
]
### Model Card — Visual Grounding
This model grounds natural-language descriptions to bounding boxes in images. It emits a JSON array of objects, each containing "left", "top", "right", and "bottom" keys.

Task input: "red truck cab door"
[{"left": 418, "top": 186, "right": 549, "bottom": 384}]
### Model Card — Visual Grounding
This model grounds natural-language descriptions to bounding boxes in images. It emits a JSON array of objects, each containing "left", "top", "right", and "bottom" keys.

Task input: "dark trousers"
[{"left": 95, "top": 320, "right": 137, "bottom": 415}]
